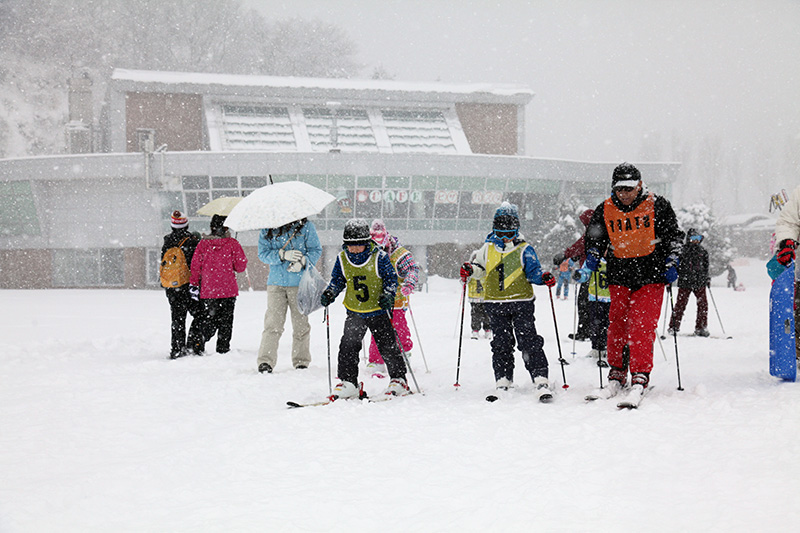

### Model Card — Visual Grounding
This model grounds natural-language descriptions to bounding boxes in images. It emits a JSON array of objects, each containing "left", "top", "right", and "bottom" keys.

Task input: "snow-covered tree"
[
  {"left": 0, "top": 0, "right": 361, "bottom": 156},
  {"left": 537, "top": 197, "right": 591, "bottom": 268},
  {"left": 675, "top": 203, "right": 735, "bottom": 277}
]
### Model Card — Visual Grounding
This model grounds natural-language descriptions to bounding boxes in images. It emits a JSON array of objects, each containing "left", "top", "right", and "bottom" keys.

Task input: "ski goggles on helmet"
[
  {"left": 689, "top": 235, "right": 703, "bottom": 242},
  {"left": 494, "top": 228, "right": 518, "bottom": 240}
]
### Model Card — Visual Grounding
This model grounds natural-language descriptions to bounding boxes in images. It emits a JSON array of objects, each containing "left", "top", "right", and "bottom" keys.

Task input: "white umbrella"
[
  {"left": 196, "top": 196, "right": 243, "bottom": 217},
  {"left": 225, "top": 181, "right": 336, "bottom": 232}
]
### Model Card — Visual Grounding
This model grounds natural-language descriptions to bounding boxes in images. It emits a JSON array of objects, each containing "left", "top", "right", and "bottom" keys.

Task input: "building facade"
[{"left": 0, "top": 69, "right": 680, "bottom": 289}]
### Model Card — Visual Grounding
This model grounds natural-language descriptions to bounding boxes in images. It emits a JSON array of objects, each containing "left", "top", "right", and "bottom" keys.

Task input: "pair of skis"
[
  {"left": 287, "top": 391, "right": 414, "bottom": 409},
  {"left": 585, "top": 385, "right": 653, "bottom": 409}
]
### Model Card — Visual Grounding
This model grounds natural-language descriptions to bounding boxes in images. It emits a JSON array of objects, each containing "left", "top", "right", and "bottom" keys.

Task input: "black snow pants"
[
  {"left": 337, "top": 310, "right": 407, "bottom": 385},
  {"left": 190, "top": 297, "right": 236, "bottom": 354},
  {"left": 484, "top": 299, "right": 548, "bottom": 383},
  {"left": 165, "top": 286, "right": 204, "bottom": 357}
]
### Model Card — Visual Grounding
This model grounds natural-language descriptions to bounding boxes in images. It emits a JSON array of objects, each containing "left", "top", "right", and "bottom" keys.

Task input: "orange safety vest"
[{"left": 603, "top": 193, "right": 657, "bottom": 259}]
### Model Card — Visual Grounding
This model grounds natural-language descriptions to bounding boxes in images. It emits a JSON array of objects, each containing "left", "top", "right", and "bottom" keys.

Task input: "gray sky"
[{"left": 247, "top": 0, "right": 799, "bottom": 197}]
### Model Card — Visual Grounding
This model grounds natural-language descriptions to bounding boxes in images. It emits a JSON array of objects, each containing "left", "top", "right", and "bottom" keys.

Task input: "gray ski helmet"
[
  {"left": 493, "top": 201, "right": 520, "bottom": 230},
  {"left": 343, "top": 218, "right": 371, "bottom": 244}
]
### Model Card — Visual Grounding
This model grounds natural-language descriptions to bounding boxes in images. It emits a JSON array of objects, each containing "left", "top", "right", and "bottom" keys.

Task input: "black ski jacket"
[
  {"left": 585, "top": 191, "right": 683, "bottom": 288},
  {"left": 677, "top": 242, "right": 709, "bottom": 289}
]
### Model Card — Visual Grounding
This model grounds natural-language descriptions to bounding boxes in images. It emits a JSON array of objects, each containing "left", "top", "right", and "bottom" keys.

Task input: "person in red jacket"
[
  {"left": 188, "top": 214, "right": 248, "bottom": 355},
  {"left": 575, "top": 163, "right": 683, "bottom": 402}
]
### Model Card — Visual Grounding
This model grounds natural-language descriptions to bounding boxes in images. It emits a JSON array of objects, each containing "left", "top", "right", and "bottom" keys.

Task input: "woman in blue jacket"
[{"left": 256, "top": 218, "right": 322, "bottom": 373}]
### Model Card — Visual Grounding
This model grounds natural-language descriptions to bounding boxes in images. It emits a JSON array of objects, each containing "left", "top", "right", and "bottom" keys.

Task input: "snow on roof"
[
  {"left": 110, "top": 68, "right": 534, "bottom": 103},
  {"left": 717, "top": 213, "right": 776, "bottom": 228}
]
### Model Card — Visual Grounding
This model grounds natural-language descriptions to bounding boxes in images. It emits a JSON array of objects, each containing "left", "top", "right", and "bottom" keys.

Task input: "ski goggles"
[
  {"left": 689, "top": 235, "right": 703, "bottom": 242},
  {"left": 494, "top": 228, "right": 518, "bottom": 240}
]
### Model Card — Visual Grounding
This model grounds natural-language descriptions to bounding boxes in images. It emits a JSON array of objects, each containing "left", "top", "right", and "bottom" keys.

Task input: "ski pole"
[
  {"left": 571, "top": 283, "right": 578, "bottom": 357},
  {"left": 707, "top": 286, "right": 729, "bottom": 338},
  {"left": 455, "top": 280, "right": 467, "bottom": 388},
  {"left": 324, "top": 306, "right": 332, "bottom": 396},
  {"left": 407, "top": 302, "right": 430, "bottom": 373},
  {"left": 654, "top": 327, "right": 668, "bottom": 361},
  {"left": 547, "top": 286, "right": 569, "bottom": 389},
  {"left": 453, "top": 280, "right": 466, "bottom": 338},
  {"left": 666, "top": 285, "right": 684, "bottom": 391},
  {"left": 660, "top": 292, "right": 669, "bottom": 339},
  {"left": 388, "top": 310, "right": 421, "bottom": 394}
]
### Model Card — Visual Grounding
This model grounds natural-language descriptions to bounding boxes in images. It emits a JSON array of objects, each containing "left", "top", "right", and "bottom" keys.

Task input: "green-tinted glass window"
[
  {"left": 385, "top": 176, "right": 410, "bottom": 188},
  {"left": 328, "top": 175, "right": 355, "bottom": 189},
  {"left": 300, "top": 175, "right": 327, "bottom": 189},
  {"left": 463, "top": 176, "right": 486, "bottom": 190},
  {"left": 411, "top": 176, "right": 436, "bottom": 189},
  {"left": 486, "top": 178, "right": 507, "bottom": 191},
  {"left": 0, "top": 180, "right": 41, "bottom": 236},
  {"left": 357, "top": 176, "right": 382, "bottom": 189},
  {"left": 437, "top": 176, "right": 463, "bottom": 189}
]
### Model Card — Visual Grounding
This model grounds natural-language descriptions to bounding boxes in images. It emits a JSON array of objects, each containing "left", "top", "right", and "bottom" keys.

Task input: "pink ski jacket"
[{"left": 190, "top": 234, "right": 248, "bottom": 299}]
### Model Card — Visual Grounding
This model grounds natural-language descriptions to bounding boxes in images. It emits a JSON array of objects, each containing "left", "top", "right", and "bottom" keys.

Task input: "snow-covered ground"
[{"left": 1, "top": 258, "right": 797, "bottom": 532}]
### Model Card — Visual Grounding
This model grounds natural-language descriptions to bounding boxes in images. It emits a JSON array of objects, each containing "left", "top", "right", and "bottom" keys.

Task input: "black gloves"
[
  {"left": 379, "top": 291, "right": 395, "bottom": 311},
  {"left": 320, "top": 288, "right": 336, "bottom": 307}
]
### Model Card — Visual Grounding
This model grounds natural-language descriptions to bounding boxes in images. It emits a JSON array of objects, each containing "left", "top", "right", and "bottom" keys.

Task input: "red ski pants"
[{"left": 607, "top": 284, "right": 664, "bottom": 375}]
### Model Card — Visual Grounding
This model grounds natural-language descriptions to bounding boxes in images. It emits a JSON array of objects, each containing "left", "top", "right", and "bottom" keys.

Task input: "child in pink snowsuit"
[{"left": 367, "top": 220, "right": 419, "bottom": 376}]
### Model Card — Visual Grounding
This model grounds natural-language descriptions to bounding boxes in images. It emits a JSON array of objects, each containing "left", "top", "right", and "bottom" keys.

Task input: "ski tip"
[
  {"left": 286, "top": 401, "right": 303, "bottom": 408},
  {"left": 486, "top": 395, "right": 499, "bottom": 402}
]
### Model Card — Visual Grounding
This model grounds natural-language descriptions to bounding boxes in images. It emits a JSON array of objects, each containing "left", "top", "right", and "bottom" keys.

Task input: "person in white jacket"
[{"left": 774, "top": 184, "right": 800, "bottom": 359}]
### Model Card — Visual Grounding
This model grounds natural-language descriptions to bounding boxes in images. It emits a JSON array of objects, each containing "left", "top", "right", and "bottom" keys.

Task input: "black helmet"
[
  {"left": 612, "top": 162, "right": 641, "bottom": 188},
  {"left": 686, "top": 228, "right": 703, "bottom": 243},
  {"left": 343, "top": 218, "right": 371, "bottom": 245}
]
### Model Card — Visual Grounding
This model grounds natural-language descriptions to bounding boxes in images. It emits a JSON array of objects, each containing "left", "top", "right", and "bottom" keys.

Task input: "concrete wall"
[
  {"left": 125, "top": 93, "right": 204, "bottom": 152},
  {"left": 456, "top": 103, "right": 520, "bottom": 155}
]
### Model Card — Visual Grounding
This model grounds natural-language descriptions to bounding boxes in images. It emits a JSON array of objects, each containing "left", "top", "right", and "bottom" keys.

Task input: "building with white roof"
[{"left": 0, "top": 69, "right": 680, "bottom": 289}]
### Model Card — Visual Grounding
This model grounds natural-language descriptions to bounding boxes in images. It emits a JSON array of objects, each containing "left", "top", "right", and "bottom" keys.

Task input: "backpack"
[{"left": 160, "top": 237, "right": 191, "bottom": 288}]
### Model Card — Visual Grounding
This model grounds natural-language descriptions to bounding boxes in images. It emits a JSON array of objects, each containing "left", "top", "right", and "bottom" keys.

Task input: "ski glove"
[
  {"left": 460, "top": 262, "right": 473, "bottom": 282},
  {"left": 573, "top": 267, "right": 592, "bottom": 284},
  {"left": 378, "top": 291, "right": 395, "bottom": 311},
  {"left": 320, "top": 288, "right": 336, "bottom": 307},
  {"left": 281, "top": 249, "right": 303, "bottom": 263},
  {"left": 400, "top": 285, "right": 414, "bottom": 297},
  {"left": 541, "top": 271, "right": 556, "bottom": 287},
  {"left": 777, "top": 239, "right": 796, "bottom": 266},
  {"left": 665, "top": 254, "right": 680, "bottom": 284},
  {"left": 188, "top": 284, "right": 200, "bottom": 301},
  {"left": 287, "top": 256, "right": 307, "bottom": 273},
  {"left": 583, "top": 248, "right": 601, "bottom": 272}
]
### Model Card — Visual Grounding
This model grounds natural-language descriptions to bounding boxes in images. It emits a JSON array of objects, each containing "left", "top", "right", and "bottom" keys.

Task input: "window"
[
  {"left": 183, "top": 176, "right": 270, "bottom": 213},
  {"left": 0, "top": 180, "right": 41, "bottom": 236},
  {"left": 220, "top": 106, "right": 296, "bottom": 150},
  {"left": 382, "top": 110, "right": 457, "bottom": 153},
  {"left": 53, "top": 249, "right": 124, "bottom": 287},
  {"left": 303, "top": 107, "right": 378, "bottom": 152}
]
